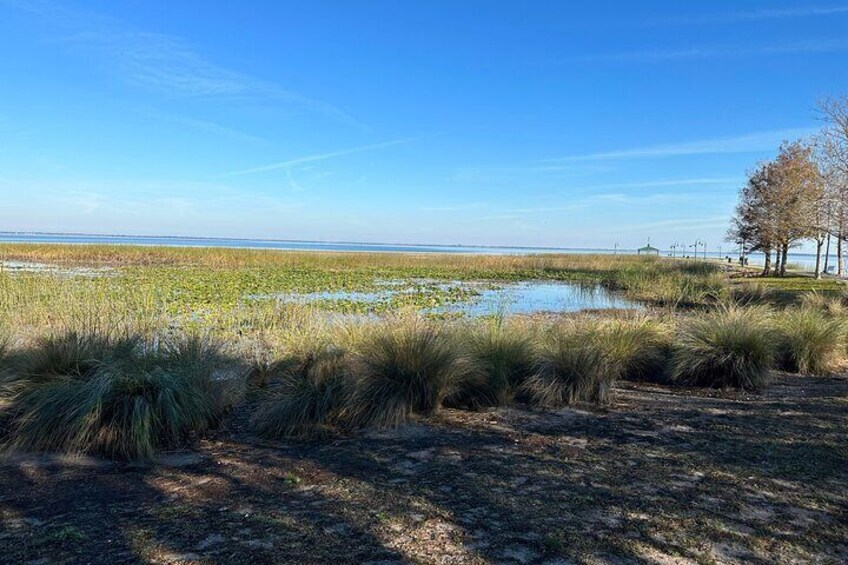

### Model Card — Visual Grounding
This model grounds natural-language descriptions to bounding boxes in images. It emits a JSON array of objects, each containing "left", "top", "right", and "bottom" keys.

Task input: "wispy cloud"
[
  {"left": 4, "top": 0, "right": 364, "bottom": 128},
  {"left": 609, "top": 216, "right": 730, "bottom": 235},
  {"left": 646, "top": 5, "right": 848, "bottom": 26},
  {"left": 571, "top": 39, "right": 848, "bottom": 64},
  {"left": 221, "top": 137, "right": 419, "bottom": 178},
  {"left": 543, "top": 128, "right": 817, "bottom": 163}
]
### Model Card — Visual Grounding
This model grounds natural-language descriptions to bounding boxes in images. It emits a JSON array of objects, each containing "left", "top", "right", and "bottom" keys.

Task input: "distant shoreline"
[
  {"left": 0, "top": 231, "right": 825, "bottom": 266},
  {"left": 0, "top": 231, "right": 631, "bottom": 254}
]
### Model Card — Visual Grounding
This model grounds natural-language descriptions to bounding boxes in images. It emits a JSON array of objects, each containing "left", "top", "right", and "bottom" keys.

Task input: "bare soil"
[{"left": 2, "top": 375, "right": 846, "bottom": 564}]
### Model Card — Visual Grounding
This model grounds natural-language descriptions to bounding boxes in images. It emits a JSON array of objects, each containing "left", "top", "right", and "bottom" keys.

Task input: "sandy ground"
[{"left": 1, "top": 374, "right": 846, "bottom": 564}]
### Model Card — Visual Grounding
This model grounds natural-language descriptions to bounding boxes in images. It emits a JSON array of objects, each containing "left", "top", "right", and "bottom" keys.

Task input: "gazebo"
[{"left": 637, "top": 243, "right": 660, "bottom": 255}]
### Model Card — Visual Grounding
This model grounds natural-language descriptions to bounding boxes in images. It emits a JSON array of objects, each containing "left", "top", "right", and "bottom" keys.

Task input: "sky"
[{"left": 0, "top": 1, "right": 846, "bottom": 250}]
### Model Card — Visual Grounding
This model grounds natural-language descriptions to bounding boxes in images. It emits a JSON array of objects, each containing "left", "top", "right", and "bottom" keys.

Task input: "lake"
[
  {"left": 0, "top": 232, "right": 829, "bottom": 271},
  {"left": 257, "top": 280, "right": 642, "bottom": 317}
]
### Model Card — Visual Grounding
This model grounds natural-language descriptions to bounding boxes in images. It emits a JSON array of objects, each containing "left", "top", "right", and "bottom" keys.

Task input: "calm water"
[
  {"left": 261, "top": 280, "right": 641, "bottom": 317},
  {"left": 0, "top": 232, "right": 830, "bottom": 271},
  {"left": 429, "top": 282, "right": 641, "bottom": 316},
  {"left": 0, "top": 232, "right": 608, "bottom": 255}
]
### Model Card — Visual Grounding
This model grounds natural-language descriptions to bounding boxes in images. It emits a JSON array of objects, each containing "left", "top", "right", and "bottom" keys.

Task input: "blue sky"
[{"left": 1, "top": 1, "right": 846, "bottom": 250}]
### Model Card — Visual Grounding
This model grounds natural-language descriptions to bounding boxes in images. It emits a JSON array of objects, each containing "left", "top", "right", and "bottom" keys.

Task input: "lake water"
[
  {"left": 430, "top": 282, "right": 641, "bottom": 316},
  {"left": 261, "top": 280, "right": 641, "bottom": 317},
  {"left": 0, "top": 232, "right": 832, "bottom": 271}
]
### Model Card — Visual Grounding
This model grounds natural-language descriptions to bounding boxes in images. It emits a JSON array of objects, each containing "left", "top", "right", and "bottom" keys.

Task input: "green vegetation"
[
  {"left": 0, "top": 244, "right": 727, "bottom": 331},
  {"left": 603, "top": 317, "right": 673, "bottom": 383},
  {"left": 455, "top": 321, "right": 536, "bottom": 407},
  {"left": 671, "top": 306, "right": 775, "bottom": 391},
  {"left": 521, "top": 321, "right": 614, "bottom": 406},
  {"left": 349, "top": 320, "right": 472, "bottom": 427},
  {"left": 0, "top": 332, "right": 236, "bottom": 460},
  {"left": 774, "top": 308, "right": 846, "bottom": 374},
  {"left": 0, "top": 245, "right": 846, "bottom": 460},
  {"left": 252, "top": 347, "right": 351, "bottom": 439}
]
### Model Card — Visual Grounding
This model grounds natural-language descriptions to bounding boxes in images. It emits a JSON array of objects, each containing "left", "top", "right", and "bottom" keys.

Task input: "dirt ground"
[{"left": 2, "top": 374, "right": 846, "bottom": 565}]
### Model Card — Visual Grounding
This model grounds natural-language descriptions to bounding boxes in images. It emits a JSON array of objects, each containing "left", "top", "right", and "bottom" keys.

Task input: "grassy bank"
[
  {"left": 0, "top": 244, "right": 724, "bottom": 323},
  {"left": 1, "top": 307, "right": 844, "bottom": 459},
  {"left": 1, "top": 245, "right": 846, "bottom": 461}
]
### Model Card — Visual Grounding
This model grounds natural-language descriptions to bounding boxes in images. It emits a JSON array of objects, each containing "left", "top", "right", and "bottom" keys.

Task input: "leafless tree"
[
  {"left": 728, "top": 141, "right": 821, "bottom": 278},
  {"left": 817, "top": 96, "right": 848, "bottom": 276}
]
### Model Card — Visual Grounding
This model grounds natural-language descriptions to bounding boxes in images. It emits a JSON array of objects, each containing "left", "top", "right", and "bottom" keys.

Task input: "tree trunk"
[
  {"left": 824, "top": 232, "right": 832, "bottom": 273},
  {"left": 779, "top": 243, "right": 789, "bottom": 277},
  {"left": 838, "top": 236, "right": 844, "bottom": 278},
  {"left": 773, "top": 246, "right": 782, "bottom": 277},
  {"left": 761, "top": 249, "right": 771, "bottom": 277},
  {"left": 814, "top": 235, "right": 824, "bottom": 279}
]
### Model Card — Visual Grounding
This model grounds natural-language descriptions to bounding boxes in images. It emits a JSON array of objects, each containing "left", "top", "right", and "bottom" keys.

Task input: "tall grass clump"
[
  {"left": 670, "top": 306, "right": 774, "bottom": 391},
  {"left": 451, "top": 321, "right": 535, "bottom": 408},
  {"left": 600, "top": 259, "right": 724, "bottom": 304},
  {"left": 601, "top": 318, "right": 674, "bottom": 383},
  {"left": 799, "top": 291, "right": 847, "bottom": 317},
  {"left": 730, "top": 282, "right": 780, "bottom": 306},
  {"left": 349, "top": 320, "right": 473, "bottom": 427},
  {"left": 520, "top": 322, "right": 615, "bottom": 407},
  {"left": 773, "top": 307, "right": 845, "bottom": 375},
  {"left": 252, "top": 347, "right": 352, "bottom": 439},
  {"left": 0, "top": 332, "right": 235, "bottom": 460}
]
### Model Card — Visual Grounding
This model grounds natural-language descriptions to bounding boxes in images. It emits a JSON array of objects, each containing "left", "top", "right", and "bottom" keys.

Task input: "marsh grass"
[
  {"left": 799, "top": 291, "right": 848, "bottom": 317},
  {"left": 449, "top": 320, "right": 536, "bottom": 408},
  {"left": 1, "top": 244, "right": 731, "bottom": 324},
  {"left": 671, "top": 306, "right": 774, "bottom": 391},
  {"left": 730, "top": 282, "right": 782, "bottom": 306},
  {"left": 252, "top": 347, "right": 352, "bottom": 439},
  {"left": 601, "top": 318, "right": 674, "bottom": 384},
  {"left": 520, "top": 321, "right": 614, "bottom": 407},
  {"left": 347, "top": 319, "right": 475, "bottom": 427},
  {"left": 0, "top": 332, "right": 236, "bottom": 460},
  {"left": 773, "top": 307, "right": 845, "bottom": 375},
  {"left": 602, "top": 261, "right": 725, "bottom": 307}
]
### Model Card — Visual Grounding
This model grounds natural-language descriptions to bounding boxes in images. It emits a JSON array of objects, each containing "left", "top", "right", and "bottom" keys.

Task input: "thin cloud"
[
  {"left": 220, "top": 137, "right": 419, "bottom": 178},
  {"left": 4, "top": 0, "right": 364, "bottom": 128},
  {"left": 544, "top": 128, "right": 817, "bottom": 163},
  {"left": 570, "top": 39, "right": 848, "bottom": 64},
  {"left": 647, "top": 5, "right": 848, "bottom": 26},
  {"left": 609, "top": 216, "right": 730, "bottom": 235}
]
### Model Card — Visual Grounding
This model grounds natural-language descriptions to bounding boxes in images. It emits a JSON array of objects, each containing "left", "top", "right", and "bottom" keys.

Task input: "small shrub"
[
  {"left": 774, "top": 308, "right": 845, "bottom": 375},
  {"left": 252, "top": 347, "right": 351, "bottom": 439},
  {"left": 349, "top": 321, "right": 471, "bottom": 427},
  {"left": 0, "top": 332, "right": 232, "bottom": 460},
  {"left": 671, "top": 306, "right": 774, "bottom": 391},
  {"left": 521, "top": 323, "right": 614, "bottom": 407}
]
